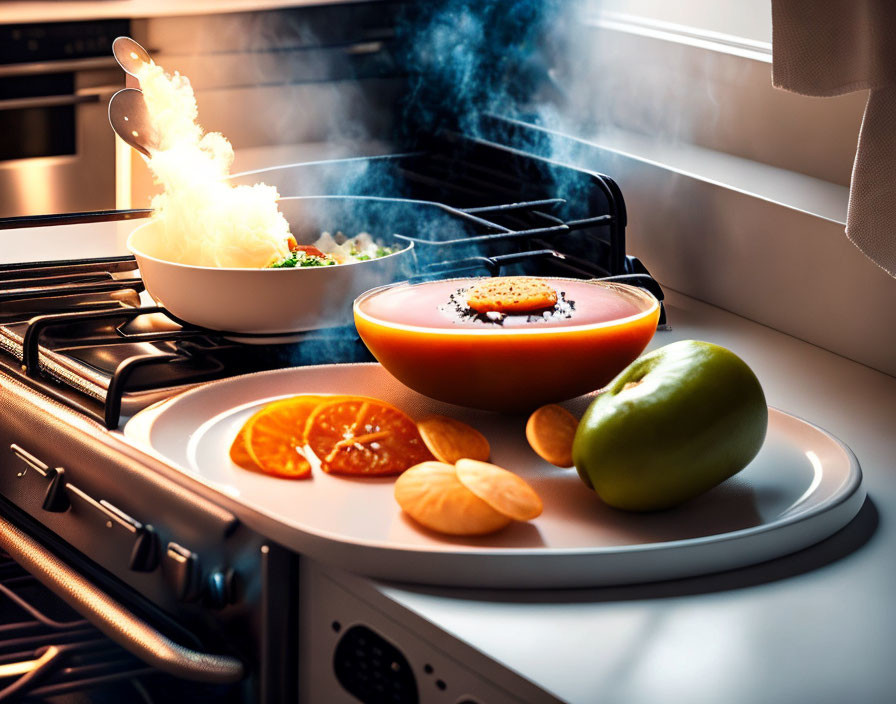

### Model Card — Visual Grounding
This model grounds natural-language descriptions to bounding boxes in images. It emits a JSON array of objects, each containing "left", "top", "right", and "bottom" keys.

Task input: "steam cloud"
[
  {"left": 179, "top": 1, "right": 596, "bottom": 356},
  {"left": 241, "top": 1, "right": 574, "bottom": 187},
  {"left": 385, "top": 0, "right": 597, "bottom": 218},
  {"left": 138, "top": 60, "right": 292, "bottom": 268},
  {"left": 393, "top": 0, "right": 566, "bottom": 140}
]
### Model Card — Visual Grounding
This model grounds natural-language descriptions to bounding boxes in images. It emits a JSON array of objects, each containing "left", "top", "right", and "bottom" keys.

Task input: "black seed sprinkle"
[{"left": 439, "top": 287, "right": 576, "bottom": 326}]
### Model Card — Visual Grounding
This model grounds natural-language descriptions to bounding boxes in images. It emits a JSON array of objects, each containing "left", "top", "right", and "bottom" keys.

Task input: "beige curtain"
[{"left": 772, "top": 0, "right": 896, "bottom": 277}]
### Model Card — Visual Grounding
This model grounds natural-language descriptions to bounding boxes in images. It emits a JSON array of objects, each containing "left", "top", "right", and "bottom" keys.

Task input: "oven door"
[{"left": 0, "top": 57, "right": 122, "bottom": 218}]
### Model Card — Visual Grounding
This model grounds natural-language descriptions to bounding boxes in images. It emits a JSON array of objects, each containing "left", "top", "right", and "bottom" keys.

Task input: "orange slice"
[
  {"left": 229, "top": 426, "right": 257, "bottom": 472},
  {"left": 417, "top": 416, "right": 490, "bottom": 464},
  {"left": 394, "top": 462, "right": 512, "bottom": 535},
  {"left": 455, "top": 458, "right": 543, "bottom": 521},
  {"left": 305, "top": 397, "right": 433, "bottom": 476},
  {"left": 243, "top": 395, "right": 332, "bottom": 479},
  {"left": 525, "top": 404, "right": 579, "bottom": 468}
]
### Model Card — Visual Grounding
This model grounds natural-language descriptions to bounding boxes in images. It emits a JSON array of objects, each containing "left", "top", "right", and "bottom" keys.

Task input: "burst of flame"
[{"left": 136, "top": 60, "right": 291, "bottom": 268}]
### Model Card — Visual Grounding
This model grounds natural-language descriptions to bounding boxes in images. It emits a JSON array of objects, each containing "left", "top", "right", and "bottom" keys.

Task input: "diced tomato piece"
[{"left": 292, "top": 244, "right": 327, "bottom": 258}]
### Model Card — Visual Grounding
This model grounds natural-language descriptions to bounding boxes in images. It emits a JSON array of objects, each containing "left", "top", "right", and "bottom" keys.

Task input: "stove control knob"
[
  {"left": 164, "top": 542, "right": 201, "bottom": 602},
  {"left": 204, "top": 568, "right": 237, "bottom": 609},
  {"left": 41, "top": 467, "right": 70, "bottom": 513},
  {"left": 129, "top": 525, "right": 160, "bottom": 572}
]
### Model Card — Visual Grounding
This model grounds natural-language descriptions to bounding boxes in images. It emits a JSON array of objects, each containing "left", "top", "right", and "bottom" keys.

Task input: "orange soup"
[{"left": 354, "top": 278, "right": 660, "bottom": 412}]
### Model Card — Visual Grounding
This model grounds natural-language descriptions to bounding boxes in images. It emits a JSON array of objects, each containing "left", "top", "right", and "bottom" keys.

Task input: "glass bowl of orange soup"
[{"left": 353, "top": 277, "right": 661, "bottom": 412}]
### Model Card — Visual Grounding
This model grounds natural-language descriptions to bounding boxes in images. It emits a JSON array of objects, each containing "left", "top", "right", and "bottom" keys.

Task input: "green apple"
[{"left": 572, "top": 340, "right": 768, "bottom": 511}]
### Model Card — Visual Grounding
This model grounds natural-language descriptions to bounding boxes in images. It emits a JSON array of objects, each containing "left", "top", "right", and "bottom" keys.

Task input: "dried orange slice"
[
  {"left": 305, "top": 397, "right": 433, "bottom": 476},
  {"left": 455, "top": 458, "right": 543, "bottom": 521},
  {"left": 525, "top": 404, "right": 579, "bottom": 468},
  {"left": 243, "top": 395, "right": 331, "bottom": 479},
  {"left": 229, "top": 426, "right": 257, "bottom": 472},
  {"left": 417, "top": 416, "right": 490, "bottom": 464},
  {"left": 394, "top": 462, "right": 512, "bottom": 535}
]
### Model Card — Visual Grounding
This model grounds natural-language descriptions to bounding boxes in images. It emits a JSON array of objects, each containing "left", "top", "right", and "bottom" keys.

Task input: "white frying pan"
[{"left": 128, "top": 196, "right": 422, "bottom": 342}]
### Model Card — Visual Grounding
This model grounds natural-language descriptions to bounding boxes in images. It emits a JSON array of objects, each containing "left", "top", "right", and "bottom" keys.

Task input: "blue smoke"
[{"left": 394, "top": 0, "right": 564, "bottom": 141}]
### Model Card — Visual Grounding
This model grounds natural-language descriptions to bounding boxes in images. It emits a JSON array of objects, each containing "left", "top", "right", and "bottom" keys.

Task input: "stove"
[
  {"left": 0, "top": 1, "right": 672, "bottom": 700},
  {"left": 0, "top": 127, "right": 663, "bottom": 702},
  {"left": 0, "top": 134, "right": 663, "bottom": 430}
]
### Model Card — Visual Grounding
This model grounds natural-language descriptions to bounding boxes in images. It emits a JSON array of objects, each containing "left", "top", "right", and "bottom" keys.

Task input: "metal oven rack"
[{"left": 0, "top": 553, "right": 153, "bottom": 701}]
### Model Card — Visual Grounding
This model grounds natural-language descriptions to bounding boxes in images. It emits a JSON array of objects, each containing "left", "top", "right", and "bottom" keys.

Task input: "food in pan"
[
  {"left": 135, "top": 58, "right": 395, "bottom": 269},
  {"left": 354, "top": 277, "right": 661, "bottom": 412},
  {"left": 572, "top": 340, "right": 768, "bottom": 511},
  {"left": 394, "top": 460, "right": 541, "bottom": 536},
  {"left": 271, "top": 232, "right": 398, "bottom": 268},
  {"left": 526, "top": 404, "right": 579, "bottom": 468},
  {"left": 136, "top": 59, "right": 291, "bottom": 268}
]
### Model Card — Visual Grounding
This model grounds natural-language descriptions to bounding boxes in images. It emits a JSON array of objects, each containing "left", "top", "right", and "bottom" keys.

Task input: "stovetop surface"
[{"left": 0, "top": 132, "right": 663, "bottom": 429}]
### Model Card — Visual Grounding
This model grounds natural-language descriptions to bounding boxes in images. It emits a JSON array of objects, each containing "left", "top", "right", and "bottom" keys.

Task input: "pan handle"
[{"left": 0, "top": 517, "right": 245, "bottom": 684}]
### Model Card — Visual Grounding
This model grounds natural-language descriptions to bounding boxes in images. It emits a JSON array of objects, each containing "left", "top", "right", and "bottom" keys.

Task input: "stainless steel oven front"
[{"left": 0, "top": 20, "right": 128, "bottom": 219}]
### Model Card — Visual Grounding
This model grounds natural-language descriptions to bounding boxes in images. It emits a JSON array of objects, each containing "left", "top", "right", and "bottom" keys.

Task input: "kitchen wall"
[
  {"left": 124, "top": 5, "right": 405, "bottom": 208},
  {"left": 522, "top": 4, "right": 896, "bottom": 378}
]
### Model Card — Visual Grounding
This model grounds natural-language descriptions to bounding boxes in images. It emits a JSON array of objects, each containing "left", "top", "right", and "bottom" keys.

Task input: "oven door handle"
[
  {"left": 0, "top": 517, "right": 245, "bottom": 684},
  {"left": 0, "top": 94, "right": 100, "bottom": 111}
]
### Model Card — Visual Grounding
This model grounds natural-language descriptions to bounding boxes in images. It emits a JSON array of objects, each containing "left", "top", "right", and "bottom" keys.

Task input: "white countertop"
[
  {"left": 371, "top": 289, "right": 896, "bottom": 703},
  {"left": 1, "top": 1, "right": 364, "bottom": 24},
  {"left": 3, "top": 208, "right": 891, "bottom": 700}
]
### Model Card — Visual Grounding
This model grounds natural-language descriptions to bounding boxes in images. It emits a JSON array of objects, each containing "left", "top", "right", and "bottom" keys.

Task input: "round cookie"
[{"left": 465, "top": 277, "right": 558, "bottom": 313}]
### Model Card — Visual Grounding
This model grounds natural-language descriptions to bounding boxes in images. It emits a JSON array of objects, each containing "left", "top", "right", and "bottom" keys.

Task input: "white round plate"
[{"left": 124, "top": 364, "right": 864, "bottom": 588}]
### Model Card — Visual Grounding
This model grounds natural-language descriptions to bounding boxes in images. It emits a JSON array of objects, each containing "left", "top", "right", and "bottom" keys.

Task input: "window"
[{"left": 567, "top": 0, "right": 864, "bottom": 195}]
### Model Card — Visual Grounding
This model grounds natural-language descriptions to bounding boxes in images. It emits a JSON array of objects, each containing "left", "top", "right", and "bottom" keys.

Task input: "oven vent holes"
[{"left": 333, "top": 624, "right": 418, "bottom": 704}]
